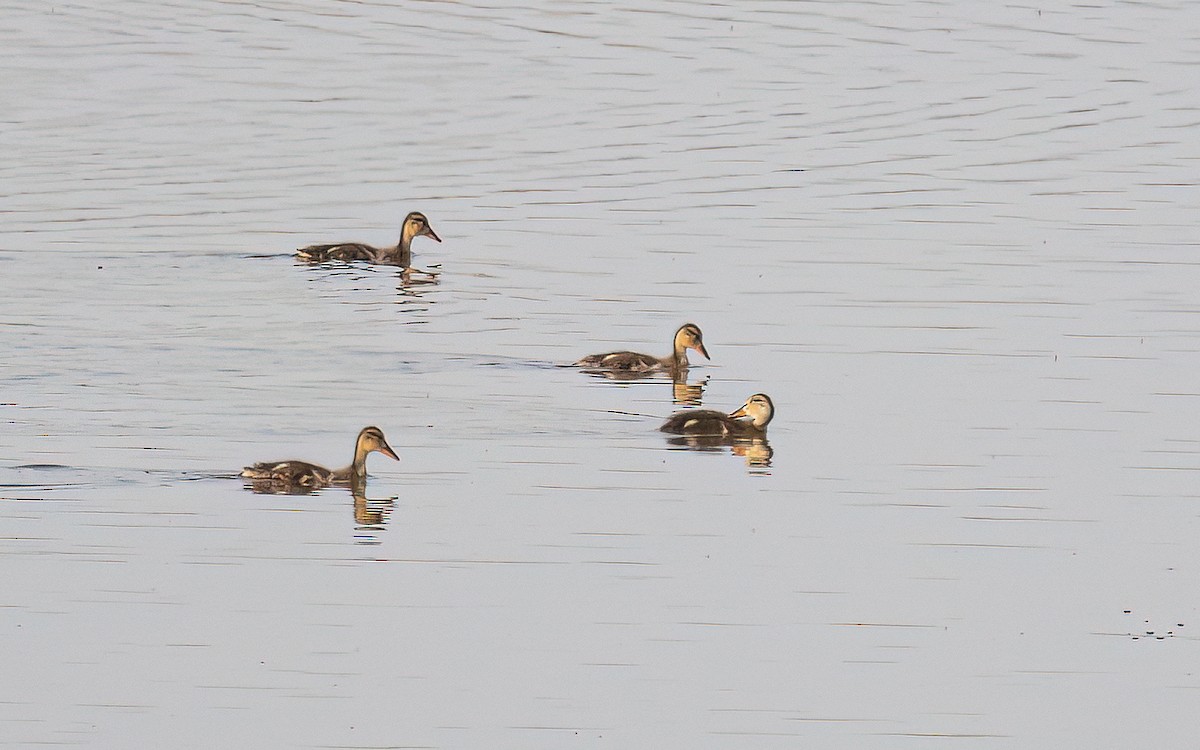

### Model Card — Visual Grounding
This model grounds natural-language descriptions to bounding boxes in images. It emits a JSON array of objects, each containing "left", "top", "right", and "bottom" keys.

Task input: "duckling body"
[
  {"left": 575, "top": 323, "right": 709, "bottom": 374},
  {"left": 660, "top": 393, "right": 774, "bottom": 437},
  {"left": 241, "top": 426, "right": 399, "bottom": 491},
  {"left": 298, "top": 242, "right": 389, "bottom": 264},
  {"left": 243, "top": 459, "right": 337, "bottom": 489},
  {"left": 296, "top": 211, "right": 441, "bottom": 266}
]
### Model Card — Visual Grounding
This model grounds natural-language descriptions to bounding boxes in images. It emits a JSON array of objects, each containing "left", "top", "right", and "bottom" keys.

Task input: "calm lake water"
[{"left": 4, "top": 0, "right": 1200, "bottom": 747}]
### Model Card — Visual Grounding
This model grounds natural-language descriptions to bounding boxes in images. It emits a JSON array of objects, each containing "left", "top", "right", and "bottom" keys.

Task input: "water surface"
[{"left": 4, "top": 0, "right": 1200, "bottom": 747}]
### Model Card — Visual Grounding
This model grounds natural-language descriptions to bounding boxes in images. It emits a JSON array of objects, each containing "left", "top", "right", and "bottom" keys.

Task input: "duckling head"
[
  {"left": 675, "top": 323, "right": 709, "bottom": 360},
  {"left": 403, "top": 211, "right": 442, "bottom": 244},
  {"left": 358, "top": 425, "right": 400, "bottom": 461},
  {"left": 728, "top": 393, "right": 774, "bottom": 429}
]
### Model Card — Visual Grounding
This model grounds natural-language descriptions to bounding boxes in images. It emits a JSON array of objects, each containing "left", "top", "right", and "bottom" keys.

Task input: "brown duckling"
[
  {"left": 296, "top": 211, "right": 441, "bottom": 266},
  {"left": 660, "top": 393, "right": 774, "bottom": 437},
  {"left": 241, "top": 426, "right": 399, "bottom": 490},
  {"left": 575, "top": 323, "right": 709, "bottom": 374}
]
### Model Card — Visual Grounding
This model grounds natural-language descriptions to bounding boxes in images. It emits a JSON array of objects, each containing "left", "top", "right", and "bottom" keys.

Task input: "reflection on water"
[
  {"left": 397, "top": 265, "right": 442, "bottom": 287},
  {"left": 243, "top": 476, "right": 397, "bottom": 543},
  {"left": 292, "top": 258, "right": 442, "bottom": 319},
  {"left": 666, "top": 434, "right": 774, "bottom": 473},
  {"left": 297, "top": 258, "right": 441, "bottom": 288},
  {"left": 242, "top": 476, "right": 322, "bottom": 496},
  {"left": 577, "top": 368, "right": 709, "bottom": 405},
  {"left": 577, "top": 367, "right": 665, "bottom": 382},
  {"left": 352, "top": 488, "right": 396, "bottom": 544},
  {"left": 671, "top": 375, "right": 708, "bottom": 406}
]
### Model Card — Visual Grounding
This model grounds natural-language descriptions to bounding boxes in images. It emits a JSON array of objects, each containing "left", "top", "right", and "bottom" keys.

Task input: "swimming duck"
[
  {"left": 241, "top": 426, "right": 399, "bottom": 490},
  {"left": 296, "top": 211, "right": 441, "bottom": 266},
  {"left": 575, "top": 323, "right": 709, "bottom": 374},
  {"left": 660, "top": 393, "right": 774, "bottom": 437}
]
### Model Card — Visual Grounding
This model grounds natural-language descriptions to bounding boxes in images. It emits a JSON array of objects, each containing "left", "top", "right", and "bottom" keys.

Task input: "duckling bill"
[
  {"left": 241, "top": 426, "right": 398, "bottom": 491},
  {"left": 296, "top": 211, "right": 441, "bottom": 266},
  {"left": 575, "top": 323, "right": 709, "bottom": 374},
  {"left": 660, "top": 393, "right": 774, "bottom": 437}
]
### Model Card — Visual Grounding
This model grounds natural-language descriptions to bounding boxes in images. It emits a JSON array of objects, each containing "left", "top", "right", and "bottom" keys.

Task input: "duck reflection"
[
  {"left": 736, "top": 437, "right": 774, "bottom": 469},
  {"left": 353, "top": 489, "right": 395, "bottom": 526},
  {"left": 395, "top": 263, "right": 441, "bottom": 288},
  {"left": 665, "top": 434, "right": 774, "bottom": 470},
  {"left": 294, "top": 256, "right": 440, "bottom": 292},
  {"left": 578, "top": 367, "right": 709, "bottom": 406},
  {"left": 671, "top": 375, "right": 709, "bottom": 406},
  {"left": 351, "top": 482, "right": 397, "bottom": 543},
  {"left": 242, "top": 477, "right": 398, "bottom": 539}
]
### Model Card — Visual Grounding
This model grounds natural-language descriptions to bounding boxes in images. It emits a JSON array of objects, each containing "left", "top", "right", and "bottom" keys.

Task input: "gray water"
[{"left": 4, "top": 0, "right": 1200, "bottom": 747}]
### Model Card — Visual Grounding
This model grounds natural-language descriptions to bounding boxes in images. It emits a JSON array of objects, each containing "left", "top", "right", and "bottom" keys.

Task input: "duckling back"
[
  {"left": 241, "top": 460, "right": 334, "bottom": 488},
  {"left": 574, "top": 350, "right": 665, "bottom": 371},
  {"left": 296, "top": 242, "right": 381, "bottom": 263},
  {"left": 660, "top": 409, "right": 739, "bottom": 436}
]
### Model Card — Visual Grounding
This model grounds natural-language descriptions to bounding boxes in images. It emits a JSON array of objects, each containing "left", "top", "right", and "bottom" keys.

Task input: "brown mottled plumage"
[
  {"left": 575, "top": 323, "right": 709, "bottom": 374},
  {"left": 241, "top": 426, "right": 398, "bottom": 492},
  {"left": 660, "top": 393, "right": 774, "bottom": 437},
  {"left": 296, "top": 211, "right": 441, "bottom": 266}
]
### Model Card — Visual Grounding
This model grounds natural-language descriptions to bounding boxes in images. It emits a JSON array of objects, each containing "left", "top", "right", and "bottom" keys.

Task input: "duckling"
[
  {"left": 575, "top": 323, "right": 709, "bottom": 374},
  {"left": 241, "top": 426, "right": 399, "bottom": 490},
  {"left": 296, "top": 211, "right": 441, "bottom": 266},
  {"left": 660, "top": 393, "right": 774, "bottom": 437}
]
